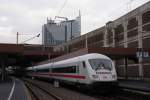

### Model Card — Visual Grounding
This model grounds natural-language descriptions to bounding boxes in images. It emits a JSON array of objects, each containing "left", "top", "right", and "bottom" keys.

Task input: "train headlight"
[
  {"left": 92, "top": 75, "right": 99, "bottom": 79},
  {"left": 112, "top": 74, "right": 117, "bottom": 79}
]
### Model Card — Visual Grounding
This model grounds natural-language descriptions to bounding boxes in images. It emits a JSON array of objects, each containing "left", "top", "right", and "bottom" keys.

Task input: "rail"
[{"left": 23, "top": 79, "right": 62, "bottom": 100}]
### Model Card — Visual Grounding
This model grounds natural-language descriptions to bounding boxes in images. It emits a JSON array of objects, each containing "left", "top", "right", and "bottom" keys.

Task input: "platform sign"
[{"left": 136, "top": 51, "right": 149, "bottom": 58}]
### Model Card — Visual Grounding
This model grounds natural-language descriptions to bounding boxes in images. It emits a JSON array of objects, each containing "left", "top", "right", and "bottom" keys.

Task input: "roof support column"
[
  {"left": 125, "top": 57, "right": 128, "bottom": 80},
  {"left": 0, "top": 55, "right": 7, "bottom": 82},
  {"left": 1, "top": 59, "right": 5, "bottom": 81},
  {"left": 139, "top": 56, "right": 144, "bottom": 79}
]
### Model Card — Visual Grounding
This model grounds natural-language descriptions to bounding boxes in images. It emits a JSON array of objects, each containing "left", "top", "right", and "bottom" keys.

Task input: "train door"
[
  {"left": 77, "top": 61, "right": 88, "bottom": 84},
  {"left": 76, "top": 61, "right": 80, "bottom": 83}
]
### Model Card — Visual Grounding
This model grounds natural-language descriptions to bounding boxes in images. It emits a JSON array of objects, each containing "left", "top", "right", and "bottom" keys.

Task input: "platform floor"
[
  {"left": 119, "top": 80, "right": 150, "bottom": 92},
  {"left": 0, "top": 77, "right": 27, "bottom": 100},
  {"left": 1, "top": 77, "right": 150, "bottom": 100}
]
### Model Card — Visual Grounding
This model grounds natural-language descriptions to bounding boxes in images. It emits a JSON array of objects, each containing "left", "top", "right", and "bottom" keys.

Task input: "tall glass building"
[{"left": 42, "top": 14, "right": 81, "bottom": 45}]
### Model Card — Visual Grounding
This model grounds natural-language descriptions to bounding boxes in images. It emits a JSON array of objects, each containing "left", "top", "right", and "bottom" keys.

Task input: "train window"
[
  {"left": 52, "top": 66, "right": 77, "bottom": 73},
  {"left": 36, "top": 69, "right": 49, "bottom": 72},
  {"left": 88, "top": 59, "right": 112, "bottom": 71},
  {"left": 27, "top": 70, "right": 33, "bottom": 73},
  {"left": 82, "top": 61, "right": 86, "bottom": 68}
]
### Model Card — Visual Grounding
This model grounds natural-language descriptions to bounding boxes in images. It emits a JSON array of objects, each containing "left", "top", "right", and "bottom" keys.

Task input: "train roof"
[
  {"left": 27, "top": 53, "right": 111, "bottom": 69},
  {"left": 53, "top": 53, "right": 111, "bottom": 65},
  {"left": 79, "top": 53, "right": 110, "bottom": 59}
]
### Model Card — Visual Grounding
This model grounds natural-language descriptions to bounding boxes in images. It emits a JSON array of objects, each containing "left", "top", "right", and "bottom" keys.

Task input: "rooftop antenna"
[
  {"left": 47, "top": 17, "right": 48, "bottom": 22},
  {"left": 79, "top": 10, "right": 81, "bottom": 17}
]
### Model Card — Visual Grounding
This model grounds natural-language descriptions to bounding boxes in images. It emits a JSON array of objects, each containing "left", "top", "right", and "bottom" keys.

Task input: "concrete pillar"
[
  {"left": 137, "top": 13, "right": 143, "bottom": 48},
  {"left": 105, "top": 22, "right": 115, "bottom": 47},
  {"left": 104, "top": 26, "right": 108, "bottom": 47},
  {"left": 137, "top": 14, "right": 144, "bottom": 79},
  {"left": 112, "top": 25, "right": 115, "bottom": 47},
  {"left": 85, "top": 35, "right": 88, "bottom": 48},
  {"left": 123, "top": 19, "right": 128, "bottom": 48}
]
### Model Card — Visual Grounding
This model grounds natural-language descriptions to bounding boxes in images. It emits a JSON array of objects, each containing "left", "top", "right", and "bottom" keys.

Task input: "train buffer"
[
  {"left": 0, "top": 77, "right": 28, "bottom": 100},
  {"left": 119, "top": 80, "right": 150, "bottom": 93}
]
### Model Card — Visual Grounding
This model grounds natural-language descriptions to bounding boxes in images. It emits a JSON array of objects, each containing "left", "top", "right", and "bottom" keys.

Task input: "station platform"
[
  {"left": 0, "top": 77, "right": 28, "bottom": 100},
  {"left": 119, "top": 80, "right": 150, "bottom": 92}
]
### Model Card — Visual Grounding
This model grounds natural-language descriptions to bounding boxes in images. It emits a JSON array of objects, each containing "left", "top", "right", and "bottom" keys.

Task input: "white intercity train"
[{"left": 26, "top": 53, "right": 118, "bottom": 90}]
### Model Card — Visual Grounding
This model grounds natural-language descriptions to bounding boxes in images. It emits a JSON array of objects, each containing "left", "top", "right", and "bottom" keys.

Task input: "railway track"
[
  {"left": 91, "top": 88, "right": 150, "bottom": 100},
  {"left": 23, "top": 79, "right": 62, "bottom": 100},
  {"left": 23, "top": 78, "right": 150, "bottom": 100},
  {"left": 90, "top": 93, "right": 144, "bottom": 100},
  {"left": 62, "top": 83, "right": 150, "bottom": 100}
]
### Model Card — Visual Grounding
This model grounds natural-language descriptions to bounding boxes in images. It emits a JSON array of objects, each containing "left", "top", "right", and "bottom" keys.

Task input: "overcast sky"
[{"left": 0, "top": 0, "right": 149, "bottom": 44}]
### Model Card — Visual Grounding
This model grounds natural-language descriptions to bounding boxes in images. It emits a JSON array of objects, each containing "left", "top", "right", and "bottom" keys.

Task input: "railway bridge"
[{"left": 0, "top": 43, "right": 61, "bottom": 81}]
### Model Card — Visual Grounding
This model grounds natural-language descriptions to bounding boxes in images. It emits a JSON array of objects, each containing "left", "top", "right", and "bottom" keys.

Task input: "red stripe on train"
[{"left": 32, "top": 73, "right": 85, "bottom": 79}]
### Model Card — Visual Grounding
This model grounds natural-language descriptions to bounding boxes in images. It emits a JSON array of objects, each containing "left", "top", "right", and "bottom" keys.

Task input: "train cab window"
[{"left": 88, "top": 59, "right": 112, "bottom": 71}]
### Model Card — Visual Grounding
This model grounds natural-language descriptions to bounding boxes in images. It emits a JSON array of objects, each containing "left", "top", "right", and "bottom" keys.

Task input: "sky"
[{"left": 0, "top": 0, "right": 149, "bottom": 44}]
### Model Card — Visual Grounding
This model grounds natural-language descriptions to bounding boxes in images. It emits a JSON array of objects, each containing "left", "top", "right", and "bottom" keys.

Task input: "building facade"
[
  {"left": 54, "top": 1, "right": 150, "bottom": 80},
  {"left": 42, "top": 14, "right": 81, "bottom": 46}
]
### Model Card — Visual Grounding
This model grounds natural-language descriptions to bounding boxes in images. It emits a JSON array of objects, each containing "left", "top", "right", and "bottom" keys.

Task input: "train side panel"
[
  {"left": 26, "top": 53, "right": 118, "bottom": 90},
  {"left": 51, "top": 62, "right": 78, "bottom": 83}
]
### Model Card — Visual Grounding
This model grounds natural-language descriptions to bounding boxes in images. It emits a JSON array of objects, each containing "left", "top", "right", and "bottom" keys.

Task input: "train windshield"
[{"left": 89, "top": 59, "right": 112, "bottom": 71}]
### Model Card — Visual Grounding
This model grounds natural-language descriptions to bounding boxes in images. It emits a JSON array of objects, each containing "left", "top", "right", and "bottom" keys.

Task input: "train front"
[{"left": 87, "top": 57, "right": 118, "bottom": 91}]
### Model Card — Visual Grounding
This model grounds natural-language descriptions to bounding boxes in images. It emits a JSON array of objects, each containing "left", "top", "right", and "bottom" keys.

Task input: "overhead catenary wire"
[{"left": 54, "top": 0, "right": 68, "bottom": 19}]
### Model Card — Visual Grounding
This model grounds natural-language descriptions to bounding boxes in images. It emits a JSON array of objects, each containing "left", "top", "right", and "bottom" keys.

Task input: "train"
[{"left": 26, "top": 53, "right": 118, "bottom": 91}]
